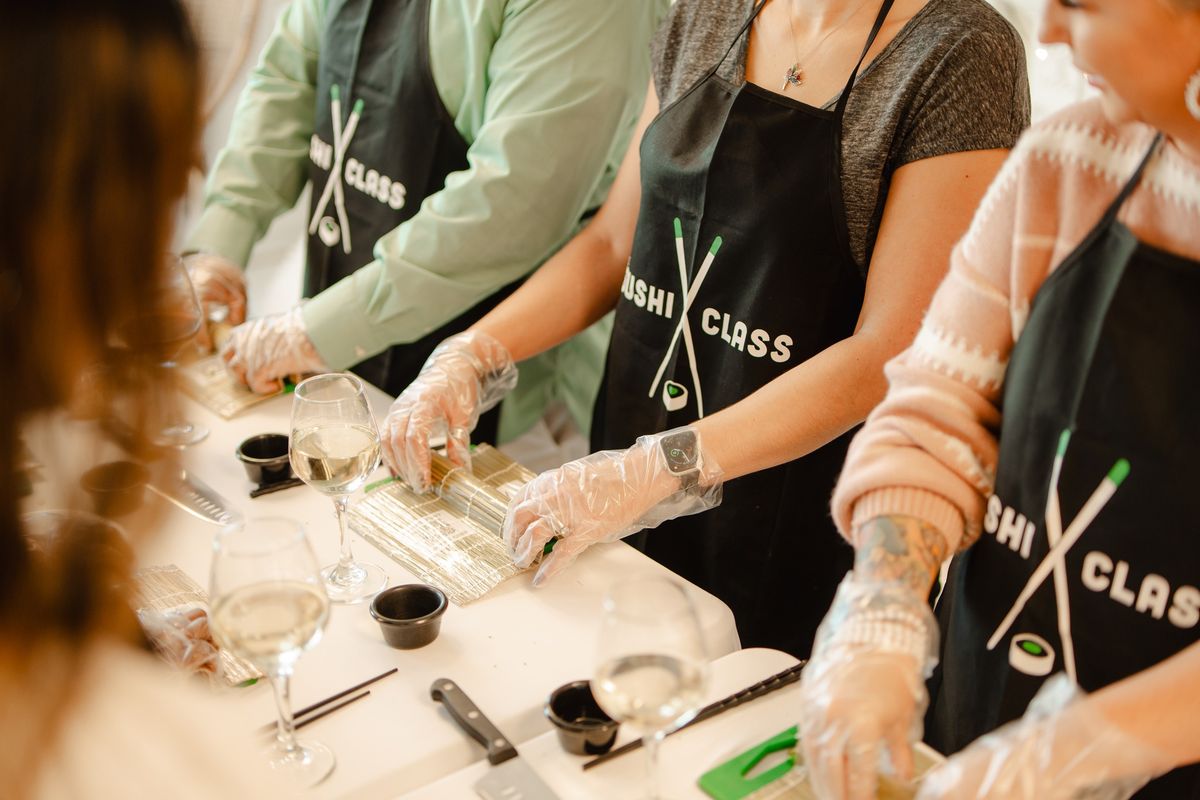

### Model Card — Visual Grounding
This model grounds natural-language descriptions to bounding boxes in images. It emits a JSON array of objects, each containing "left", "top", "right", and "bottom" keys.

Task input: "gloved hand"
[
  {"left": 380, "top": 331, "right": 518, "bottom": 493},
  {"left": 183, "top": 253, "right": 246, "bottom": 351},
  {"left": 799, "top": 575, "right": 939, "bottom": 800},
  {"left": 138, "top": 606, "right": 220, "bottom": 677},
  {"left": 503, "top": 427, "right": 722, "bottom": 585},
  {"left": 221, "top": 306, "right": 329, "bottom": 394},
  {"left": 915, "top": 675, "right": 1169, "bottom": 800}
]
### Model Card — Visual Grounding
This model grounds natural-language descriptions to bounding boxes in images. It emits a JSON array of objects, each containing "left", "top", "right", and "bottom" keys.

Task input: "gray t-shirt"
[{"left": 651, "top": 0, "right": 1031, "bottom": 271}]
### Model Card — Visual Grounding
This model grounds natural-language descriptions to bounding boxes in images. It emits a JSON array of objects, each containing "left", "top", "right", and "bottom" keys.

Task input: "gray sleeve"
[
  {"left": 650, "top": 0, "right": 749, "bottom": 106},
  {"left": 894, "top": 26, "right": 1031, "bottom": 166}
]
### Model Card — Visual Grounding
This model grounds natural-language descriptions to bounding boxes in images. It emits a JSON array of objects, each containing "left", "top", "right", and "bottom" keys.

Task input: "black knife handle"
[{"left": 431, "top": 678, "right": 518, "bottom": 766}]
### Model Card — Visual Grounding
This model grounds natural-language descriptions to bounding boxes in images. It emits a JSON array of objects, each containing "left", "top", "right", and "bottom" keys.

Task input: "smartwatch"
[{"left": 659, "top": 429, "right": 701, "bottom": 490}]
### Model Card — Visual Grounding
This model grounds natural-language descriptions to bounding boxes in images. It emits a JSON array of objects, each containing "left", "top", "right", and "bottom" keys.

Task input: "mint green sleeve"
[
  {"left": 302, "top": 0, "right": 661, "bottom": 369},
  {"left": 184, "top": 0, "right": 324, "bottom": 267}
]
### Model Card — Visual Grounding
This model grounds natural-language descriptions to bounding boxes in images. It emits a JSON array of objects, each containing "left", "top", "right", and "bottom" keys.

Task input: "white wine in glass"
[
  {"left": 209, "top": 517, "right": 333, "bottom": 788},
  {"left": 290, "top": 373, "right": 388, "bottom": 604},
  {"left": 593, "top": 577, "right": 710, "bottom": 800}
]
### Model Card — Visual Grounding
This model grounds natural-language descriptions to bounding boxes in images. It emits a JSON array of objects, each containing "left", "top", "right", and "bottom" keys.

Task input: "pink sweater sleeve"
[
  {"left": 834, "top": 99, "right": 1199, "bottom": 552},
  {"left": 830, "top": 102, "right": 1158, "bottom": 553}
]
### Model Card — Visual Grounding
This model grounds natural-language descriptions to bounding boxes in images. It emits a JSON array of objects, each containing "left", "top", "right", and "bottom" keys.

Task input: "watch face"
[{"left": 661, "top": 431, "right": 698, "bottom": 474}]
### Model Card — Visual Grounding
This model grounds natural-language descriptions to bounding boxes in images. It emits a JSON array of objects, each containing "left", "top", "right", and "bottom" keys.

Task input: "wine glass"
[
  {"left": 120, "top": 254, "right": 209, "bottom": 447},
  {"left": 289, "top": 372, "right": 388, "bottom": 604},
  {"left": 209, "top": 517, "right": 333, "bottom": 787},
  {"left": 592, "top": 577, "right": 710, "bottom": 799}
]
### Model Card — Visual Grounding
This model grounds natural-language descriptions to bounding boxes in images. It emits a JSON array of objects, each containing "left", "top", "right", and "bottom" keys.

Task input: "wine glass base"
[
  {"left": 268, "top": 738, "right": 335, "bottom": 788},
  {"left": 321, "top": 560, "right": 388, "bottom": 604},
  {"left": 154, "top": 422, "right": 210, "bottom": 448}
]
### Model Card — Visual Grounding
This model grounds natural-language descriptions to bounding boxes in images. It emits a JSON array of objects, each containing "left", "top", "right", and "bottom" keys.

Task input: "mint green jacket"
[{"left": 187, "top": 0, "right": 666, "bottom": 438}]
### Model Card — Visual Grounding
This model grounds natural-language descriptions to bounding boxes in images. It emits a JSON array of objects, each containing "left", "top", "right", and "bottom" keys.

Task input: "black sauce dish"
[{"left": 370, "top": 584, "right": 448, "bottom": 650}]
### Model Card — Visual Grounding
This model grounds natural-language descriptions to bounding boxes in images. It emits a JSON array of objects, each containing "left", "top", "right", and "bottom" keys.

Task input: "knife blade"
[
  {"left": 431, "top": 678, "right": 560, "bottom": 800},
  {"left": 148, "top": 469, "right": 242, "bottom": 526}
]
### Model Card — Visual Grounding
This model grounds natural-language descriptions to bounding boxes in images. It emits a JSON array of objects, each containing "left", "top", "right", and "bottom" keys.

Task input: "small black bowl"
[
  {"left": 80, "top": 460, "right": 150, "bottom": 518},
  {"left": 236, "top": 433, "right": 292, "bottom": 485},
  {"left": 370, "top": 584, "right": 448, "bottom": 649},
  {"left": 545, "top": 681, "right": 620, "bottom": 755}
]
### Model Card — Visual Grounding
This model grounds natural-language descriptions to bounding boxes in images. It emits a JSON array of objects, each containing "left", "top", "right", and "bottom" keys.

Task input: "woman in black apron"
[
  {"left": 384, "top": 0, "right": 1023, "bottom": 657},
  {"left": 799, "top": 1, "right": 1200, "bottom": 797}
]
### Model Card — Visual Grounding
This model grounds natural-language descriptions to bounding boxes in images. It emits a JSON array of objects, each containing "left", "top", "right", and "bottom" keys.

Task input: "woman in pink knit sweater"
[{"left": 798, "top": 1, "right": 1200, "bottom": 799}]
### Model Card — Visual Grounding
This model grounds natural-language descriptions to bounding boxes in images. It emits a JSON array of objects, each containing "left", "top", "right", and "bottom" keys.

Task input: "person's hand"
[
  {"left": 915, "top": 675, "right": 1168, "bottom": 800},
  {"left": 380, "top": 331, "right": 518, "bottom": 493},
  {"left": 138, "top": 606, "right": 220, "bottom": 676},
  {"left": 503, "top": 427, "right": 722, "bottom": 585},
  {"left": 799, "top": 575, "right": 939, "bottom": 800},
  {"left": 183, "top": 253, "right": 246, "bottom": 351},
  {"left": 221, "top": 306, "right": 329, "bottom": 394}
]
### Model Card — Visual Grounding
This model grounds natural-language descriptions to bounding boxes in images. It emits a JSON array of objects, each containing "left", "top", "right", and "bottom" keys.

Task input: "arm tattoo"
[{"left": 853, "top": 515, "right": 950, "bottom": 595}]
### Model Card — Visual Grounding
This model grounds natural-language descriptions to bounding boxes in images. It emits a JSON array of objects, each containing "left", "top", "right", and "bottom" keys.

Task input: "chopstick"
[
  {"left": 261, "top": 690, "right": 371, "bottom": 737},
  {"left": 249, "top": 477, "right": 306, "bottom": 499},
  {"left": 257, "top": 667, "right": 397, "bottom": 733},
  {"left": 582, "top": 660, "right": 807, "bottom": 771}
]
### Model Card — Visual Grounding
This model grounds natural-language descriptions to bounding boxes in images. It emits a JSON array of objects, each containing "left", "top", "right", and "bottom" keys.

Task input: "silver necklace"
[{"left": 780, "top": 0, "right": 876, "bottom": 92}]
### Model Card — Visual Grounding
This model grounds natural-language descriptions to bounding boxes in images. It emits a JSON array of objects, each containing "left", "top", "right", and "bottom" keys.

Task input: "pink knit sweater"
[{"left": 832, "top": 99, "right": 1200, "bottom": 553}]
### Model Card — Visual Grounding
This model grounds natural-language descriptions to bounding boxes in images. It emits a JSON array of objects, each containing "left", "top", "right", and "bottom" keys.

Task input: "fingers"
[{"left": 886, "top": 727, "right": 916, "bottom": 784}]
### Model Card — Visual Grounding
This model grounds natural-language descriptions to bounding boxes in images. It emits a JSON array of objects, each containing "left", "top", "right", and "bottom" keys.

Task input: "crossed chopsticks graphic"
[
  {"left": 987, "top": 429, "right": 1130, "bottom": 683},
  {"left": 308, "top": 85, "right": 363, "bottom": 255},
  {"left": 647, "top": 218, "right": 723, "bottom": 418}
]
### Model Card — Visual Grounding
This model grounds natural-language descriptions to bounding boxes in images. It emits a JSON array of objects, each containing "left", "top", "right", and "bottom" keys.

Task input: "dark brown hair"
[{"left": 0, "top": 1, "right": 200, "bottom": 791}]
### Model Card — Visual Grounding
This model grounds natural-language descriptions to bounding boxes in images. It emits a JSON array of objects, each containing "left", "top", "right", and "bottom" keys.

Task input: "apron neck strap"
[
  {"left": 1098, "top": 133, "right": 1164, "bottom": 227},
  {"left": 833, "top": 0, "right": 896, "bottom": 118},
  {"left": 704, "top": 0, "right": 769, "bottom": 83}
]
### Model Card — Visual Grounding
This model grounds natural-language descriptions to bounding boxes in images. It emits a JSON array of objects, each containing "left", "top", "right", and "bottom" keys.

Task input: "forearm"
[
  {"left": 471, "top": 224, "right": 626, "bottom": 362},
  {"left": 692, "top": 330, "right": 895, "bottom": 480},
  {"left": 1088, "top": 640, "right": 1200, "bottom": 774},
  {"left": 187, "top": 0, "right": 321, "bottom": 265}
]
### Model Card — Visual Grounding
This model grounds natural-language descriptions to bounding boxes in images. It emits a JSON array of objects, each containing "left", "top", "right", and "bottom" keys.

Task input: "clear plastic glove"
[
  {"left": 183, "top": 253, "right": 246, "bottom": 351},
  {"left": 799, "top": 575, "right": 940, "bottom": 800},
  {"left": 915, "top": 675, "right": 1169, "bottom": 800},
  {"left": 138, "top": 607, "right": 220, "bottom": 676},
  {"left": 503, "top": 427, "right": 722, "bottom": 586},
  {"left": 380, "top": 331, "right": 517, "bottom": 493},
  {"left": 221, "top": 306, "right": 329, "bottom": 394}
]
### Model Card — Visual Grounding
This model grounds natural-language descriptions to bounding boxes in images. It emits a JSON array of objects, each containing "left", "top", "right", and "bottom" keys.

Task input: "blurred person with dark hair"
[{"left": 1, "top": 2, "right": 274, "bottom": 795}]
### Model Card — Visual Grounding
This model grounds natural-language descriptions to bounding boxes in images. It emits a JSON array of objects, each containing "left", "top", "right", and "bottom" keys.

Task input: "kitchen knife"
[
  {"left": 431, "top": 678, "right": 561, "bottom": 800},
  {"left": 148, "top": 469, "right": 241, "bottom": 526}
]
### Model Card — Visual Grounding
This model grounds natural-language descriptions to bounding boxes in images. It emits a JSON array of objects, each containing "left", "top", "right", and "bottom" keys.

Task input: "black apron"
[
  {"left": 306, "top": 0, "right": 514, "bottom": 441},
  {"left": 592, "top": 0, "right": 895, "bottom": 658},
  {"left": 927, "top": 137, "right": 1200, "bottom": 798}
]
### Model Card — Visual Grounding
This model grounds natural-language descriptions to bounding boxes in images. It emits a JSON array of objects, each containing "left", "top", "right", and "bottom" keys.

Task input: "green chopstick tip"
[
  {"left": 1109, "top": 458, "right": 1131, "bottom": 487},
  {"left": 238, "top": 678, "right": 259, "bottom": 688},
  {"left": 330, "top": 84, "right": 340, "bottom": 100},
  {"left": 1057, "top": 429, "right": 1071, "bottom": 457},
  {"left": 365, "top": 476, "right": 399, "bottom": 494},
  {"left": 543, "top": 537, "right": 558, "bottom": 556},
  {"left": 673, "top": 218, "right": 682, "bottom": 238},
  {"left": 352, "top": 99, "right": 365, "bottom": 114},
  {"left": 709, "top": 235, "right": 723, "bottom": 254}
]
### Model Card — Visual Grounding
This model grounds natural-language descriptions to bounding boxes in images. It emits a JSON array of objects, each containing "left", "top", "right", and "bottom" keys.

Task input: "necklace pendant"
[{"left": 781, "top": 63, "right": 803, "bottom": 92}]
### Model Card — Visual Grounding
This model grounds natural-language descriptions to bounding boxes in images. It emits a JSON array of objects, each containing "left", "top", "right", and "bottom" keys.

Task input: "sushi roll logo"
[
  {"left": 662, "top": 380, "right": 689, "bottom": 412},
  {"left": 988, "top": 430, "right": 1131, "bottom": 682},
  {"left": 1008, "top": 633, "right": 1056, "bottom": 677},
  {"left": 647, "top": 218, "right": 724, "bottom": 417}
]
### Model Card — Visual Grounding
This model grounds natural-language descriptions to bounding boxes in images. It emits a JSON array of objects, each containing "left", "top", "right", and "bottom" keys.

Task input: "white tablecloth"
[
  {"left": 130, "top": 387, "right": 740, "bottom": 798},
  {"left": 399, "top": 647, "right": 803, "bottom": 800}
]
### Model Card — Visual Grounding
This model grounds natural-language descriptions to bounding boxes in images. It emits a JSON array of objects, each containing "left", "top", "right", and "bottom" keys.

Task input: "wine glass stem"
[
  {"left": 331, "top": 495, "right": 356, "bottom": 581},
  {"left": 270, "top": 670, "right": 299, "bottom": 756},
  {"left": 644, "top": 729, "right": 666, "bottom": 799}
]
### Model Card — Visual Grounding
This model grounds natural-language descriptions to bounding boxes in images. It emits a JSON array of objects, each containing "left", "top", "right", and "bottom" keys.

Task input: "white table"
[
  {"left": 133, "top": 388, "right": 740, "bottom": 798},
  {"left": 400, "top": 647, "right": 803, "bottom": 800}
]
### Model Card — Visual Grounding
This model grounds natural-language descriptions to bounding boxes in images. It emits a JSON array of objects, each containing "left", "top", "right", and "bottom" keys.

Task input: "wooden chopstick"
[
  {"left": 582, "top": 660, "right": 807, "bottom": 771},
  {"left": 257, "top": 667, "right": 397, "bottom": 733}
]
